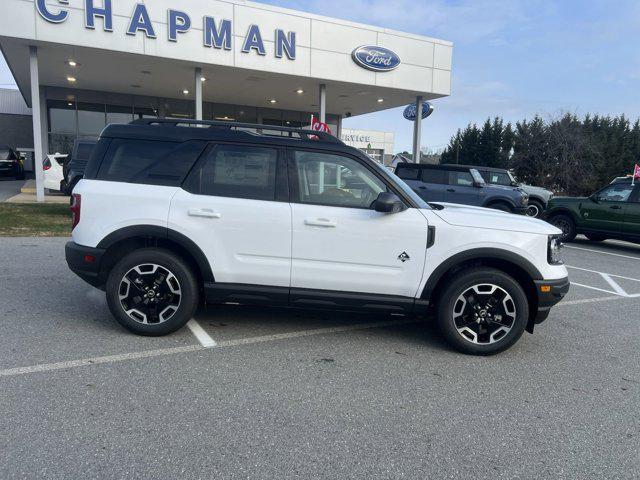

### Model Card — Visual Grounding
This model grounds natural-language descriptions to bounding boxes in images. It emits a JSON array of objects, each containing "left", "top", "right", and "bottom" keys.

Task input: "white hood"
[{"left": 428, "top": 203, "right": 561, "bottom": 236}]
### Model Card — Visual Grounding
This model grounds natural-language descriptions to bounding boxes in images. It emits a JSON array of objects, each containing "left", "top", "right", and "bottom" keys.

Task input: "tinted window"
[
  {"left": 184, "top": 144, "right": 278, "bottom": 201},
  {"left": 596, "top": 183, "right": 634, "bottom": 202},
  {"left": 422, "top": 169, "right": 446, "bottom": 184},
  {"left": 449, "top": 171, "right": 474, "bottom": 186},
  {"left": 395, "top": 166, "right": 420, "bottom": 180},
  {"left": 76, "top": 143, "right": 95, "bottom": 161},
  {"left": 97, "top": 139, "right": 205, "bottom": 186},
  {"left": 293, "top": 151, "right": 386, "bottom": 208}
]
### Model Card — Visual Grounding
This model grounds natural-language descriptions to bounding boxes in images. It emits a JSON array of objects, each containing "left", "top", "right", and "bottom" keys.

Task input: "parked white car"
[
  {"left": 43, "top": 153, "right": 68, "bottom": 191},
  {"left": 65, "top": 119, "right": 570, "bottom": 355}
]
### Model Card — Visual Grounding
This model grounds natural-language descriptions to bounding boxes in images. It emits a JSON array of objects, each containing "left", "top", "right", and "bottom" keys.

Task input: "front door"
[
  {"left": 623, "top": 185, "right": 640, "bottom": 239},
  {"left": 169, "top": 143, "right": 291, "bottom": 288},
  {"left": 289, "top": 149, "right": 429, "bottom": 298},
  {"left": 581, "top": 183, "right": 635, "bottom": 235},
  {"left": 444, "top": 170, "right": 481, "bottom": 206}
]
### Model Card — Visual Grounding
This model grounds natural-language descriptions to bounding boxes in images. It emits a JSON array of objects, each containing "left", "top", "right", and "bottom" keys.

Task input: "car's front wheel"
[
  {"left": 436, "top": 268, "right": 529, "bottom": 355},
  {"left": 525, "top": 200, "right": 544, "bottom": 218},
  {"left": 548, "top": 214, "right": 577, "bottom": 242},
  {"left": 106, "top": 248, "right": 199, "bottom": 336}
]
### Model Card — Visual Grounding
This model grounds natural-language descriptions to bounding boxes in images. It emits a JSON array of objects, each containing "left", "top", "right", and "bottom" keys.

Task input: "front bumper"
[
  {"left": 532, "top": 277, "right": 570, "bottom": 325},
  {"left": 65, "top": 241, "right": 106, "bottom": 288}
]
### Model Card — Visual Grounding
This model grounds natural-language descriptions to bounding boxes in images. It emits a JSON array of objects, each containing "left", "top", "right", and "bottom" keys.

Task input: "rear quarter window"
[{"left": 96, "top": 139, "right": 206, "bottom": 186}]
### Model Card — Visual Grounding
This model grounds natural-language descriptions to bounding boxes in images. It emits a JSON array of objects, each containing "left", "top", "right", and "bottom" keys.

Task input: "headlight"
[
  {"left": 521, "top": 194, "right": 529, "bottom": 206},
  {"left": 548, "top": 235, "right": 564, "bottom": 265}
]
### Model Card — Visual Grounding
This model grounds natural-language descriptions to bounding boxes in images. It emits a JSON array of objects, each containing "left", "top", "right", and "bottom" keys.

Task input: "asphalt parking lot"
[{"left": 1, "top": 236, "right": 639, "bottom": 479}]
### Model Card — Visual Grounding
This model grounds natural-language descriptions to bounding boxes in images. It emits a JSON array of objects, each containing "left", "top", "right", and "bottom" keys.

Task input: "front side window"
[
  {"left": 422, "top": 169, "right": 446, "bottom": 184},
  {"left": 449, "top": 171, "right": 474, "bottom": 187},
  {"left": 596, "top": 183, "right": 635, "bottom": 202},
  {"left": 293, "top": 151, "right": 386, "bottom": 208},
  {"left": 184, "top": 144, "right": 278, "bottom": 201}
]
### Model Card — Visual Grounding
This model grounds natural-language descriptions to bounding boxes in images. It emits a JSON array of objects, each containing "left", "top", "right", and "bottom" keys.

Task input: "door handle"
[
  {"left": 304, "top": 218, "right": 337, "bottom": 228},
  {"left": 188, "top": 208, "right": 222, "bottom": 219},
  {"left": 418, "top": 186, "right": 427, "bottom": 190},
  {"left": 446, "top": 188, "right": 456, "bottom": 192},
  {"left": 610, "top": 205, "right": 622, "bottom": 210}
]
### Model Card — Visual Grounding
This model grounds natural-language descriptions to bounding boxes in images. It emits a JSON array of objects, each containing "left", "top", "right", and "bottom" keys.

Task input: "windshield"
[{"left": 0, "top": 150, "right": 12, "bottom": 160}]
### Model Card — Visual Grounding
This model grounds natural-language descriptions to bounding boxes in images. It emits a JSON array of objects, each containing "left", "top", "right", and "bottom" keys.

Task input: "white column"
[
  {"left": 412, "top": 96, "right": 423, "bottom": 164},
  {"left": 29, "top": 46, "right": 44, "bottom": 202},
  {"left": 336, "top": 115, "right": 343, "bottom": 139},
  {"left": 319, "top": 84, "right": 327, "bottom": 123},
  {"left": 195, "top": 67, "right": 203, "bottom": 121}
]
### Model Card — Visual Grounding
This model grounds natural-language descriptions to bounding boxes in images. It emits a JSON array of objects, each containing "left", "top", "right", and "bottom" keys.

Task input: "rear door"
[
  {"left": 169, "top": 143, "right": 292, "bottom": 288},
  {"left": 288, "top": 149, "right": 428, "bottom": 298}
]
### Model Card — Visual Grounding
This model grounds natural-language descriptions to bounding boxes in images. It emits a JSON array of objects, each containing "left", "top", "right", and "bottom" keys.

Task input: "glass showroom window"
[{"left": 48, "top": 100, "right": 77, "bottom": 155}]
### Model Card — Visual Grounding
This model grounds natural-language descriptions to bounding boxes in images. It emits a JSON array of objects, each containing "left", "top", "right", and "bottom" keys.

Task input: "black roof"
[
  {"left": 395, "top": 163, "right": 476, "bottom": 172},
  {"left": 100, "top": 118, "right": 353, "bottom": 154},
  {"left": 442, "top": 164, "right": 509, "bottom": 173}
]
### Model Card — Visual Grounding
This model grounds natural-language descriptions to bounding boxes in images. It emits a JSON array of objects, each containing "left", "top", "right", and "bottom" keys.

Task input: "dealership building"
[{"left": 0, "top": 0, "right": 452, "bottom": 200}]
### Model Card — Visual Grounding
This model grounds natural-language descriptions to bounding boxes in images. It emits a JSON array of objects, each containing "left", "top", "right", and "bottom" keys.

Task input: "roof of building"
[{"left": 0, "top": 88, "right": 31, "bottom": 116}]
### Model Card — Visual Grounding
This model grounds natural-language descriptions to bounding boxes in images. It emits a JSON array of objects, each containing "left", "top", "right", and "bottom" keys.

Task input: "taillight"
[
  {"left": 70, "top": 194, "right": 81, "bottom": 230},
  {"left": 43, "top": 159, "right": 51, "bottom": 170}
]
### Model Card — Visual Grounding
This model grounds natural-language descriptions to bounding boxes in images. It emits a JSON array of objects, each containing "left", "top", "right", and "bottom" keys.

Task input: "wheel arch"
[
  {"left": 483, "top": 197, "right": 516, "bottom": 210},
  {"left": 546, "top": 207, "right": 579, "bottom": 224},
  {"left": 96, "top": 225, "right": 214, "bottom": 288},
  {"left": 421, "top": 249, "right": 542, "bottom": 333}
]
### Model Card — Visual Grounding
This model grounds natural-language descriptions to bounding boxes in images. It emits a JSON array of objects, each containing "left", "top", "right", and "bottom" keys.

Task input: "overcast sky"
[{"left": 1, "top": 0, "right": 638, "bottom": 152}]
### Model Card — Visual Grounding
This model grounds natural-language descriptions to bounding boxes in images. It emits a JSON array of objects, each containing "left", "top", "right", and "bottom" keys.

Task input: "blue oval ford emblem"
[
  {"left": 352, "top": 46, "right": 401, "bottom": 72},
  {"left": 403, "top": 102, "right": 434, "bottom": 121}
]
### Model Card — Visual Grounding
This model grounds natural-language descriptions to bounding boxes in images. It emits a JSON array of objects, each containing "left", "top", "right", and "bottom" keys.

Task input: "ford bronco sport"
[{"left": 66, "top": 119, "right": 569, "bottom": 355}]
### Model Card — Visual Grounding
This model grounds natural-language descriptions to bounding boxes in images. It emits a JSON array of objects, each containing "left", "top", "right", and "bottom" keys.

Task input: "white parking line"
[
  {"left": 187, "top": 319, "right": 217, "bottom": 348},
  {"left": 566, "top": 265, "right": 640, "bottom": 283},
  {"left": 600, "top": 274, "right": 629, "bottom": 296},
  {"left": 570, "top": 282, "right": 621, "bottom": 296},
  {"left": 0, "top": 318, "right": 419, "bottom": 378},
  {"left": 565, "top": 245, "right": 640, "bottom": 261}
]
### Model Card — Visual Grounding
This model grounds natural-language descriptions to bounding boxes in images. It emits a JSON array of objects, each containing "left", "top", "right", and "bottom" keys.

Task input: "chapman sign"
[
  {"left": 35, "top": 0, "right": 297, "bottom": 60},
  {"left": 351, "top": 46, "right": 401, "bottom": 72}
]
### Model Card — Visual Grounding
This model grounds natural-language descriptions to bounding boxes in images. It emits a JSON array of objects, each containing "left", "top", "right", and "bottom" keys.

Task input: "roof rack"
[{"left": 129, "top": 118, "right": 343, "bottom": 144}]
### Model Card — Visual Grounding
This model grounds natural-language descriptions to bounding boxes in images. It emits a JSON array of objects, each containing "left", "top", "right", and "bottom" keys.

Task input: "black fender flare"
[
  {"left": 545, "top": 207, "right": 580, "bottom": 224},
  {"left": 97, "top": 225, "right": 215, "bottom": 283},
  {"left": 421, "top": 248, "right": 543, "bottom": 300},
  {"left": 482, "top": 196, "right": 517, "bottom": 209}
]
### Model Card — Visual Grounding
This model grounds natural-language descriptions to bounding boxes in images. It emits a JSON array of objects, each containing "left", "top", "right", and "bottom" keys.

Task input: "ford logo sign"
[
  {"left": 403, "top": 102, "right": 434, "bottom": 121},
  {"left": 352, "top": 46, "right": 401, "bottom": 72}
]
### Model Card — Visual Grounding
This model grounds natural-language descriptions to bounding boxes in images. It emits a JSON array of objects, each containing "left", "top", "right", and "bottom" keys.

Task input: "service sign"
[
  {"left": 403, "top": 102, "right": 434, "bottom": 121},
  {"left": 351, "top": 46, "right": 401, "bottom": 72}
]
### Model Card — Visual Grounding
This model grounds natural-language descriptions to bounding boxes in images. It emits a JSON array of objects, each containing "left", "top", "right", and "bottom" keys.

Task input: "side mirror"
[
  {"left": 473, "top": 181, "right": 484, "bottom": 188},
  {"left": 590, "top": 194, "right": 599, "bottom": 203},
  {"left": 374, "top": 192, "right": 405, "bottom": 214}
]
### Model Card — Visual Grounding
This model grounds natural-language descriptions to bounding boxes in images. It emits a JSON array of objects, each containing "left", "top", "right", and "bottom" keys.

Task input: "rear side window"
[
  {"left": 422, "top": 169, "right": 446, "bottom": 184},
  {"left": 184, "top": 144, "right": 278, "bottom": 201},
  {"left": 395, "top": 166, "right": 420, "bottom": 180},
  {"left": 76, "top": 143, "right": 95, "bottom": 161},
  {"left": 96, "top": 139, "right": 205, "bottom": 186}
]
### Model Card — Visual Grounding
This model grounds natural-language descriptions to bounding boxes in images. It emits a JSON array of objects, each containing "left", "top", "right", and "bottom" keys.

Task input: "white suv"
[{"left": 66, "top": 120, "right": 569, "bottom": 355}]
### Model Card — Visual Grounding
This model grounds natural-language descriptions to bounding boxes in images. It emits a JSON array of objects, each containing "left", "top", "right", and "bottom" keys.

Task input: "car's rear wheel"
[
  {"left": 106, "top": 248, "right": 199, "bottom": 336},
  {"left": 525, "top": 200, "right": 544, "bottom": 218},
  {"left": 548, "top": 214, "right": 577, "bottom": 242},
  {"left": 436, "top": 268, "right": 529, "bottom": 355}
]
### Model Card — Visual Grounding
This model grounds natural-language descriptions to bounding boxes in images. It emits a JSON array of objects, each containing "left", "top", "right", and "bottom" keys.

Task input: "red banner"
[{"left": 310, "top": 116, "right": 332, "bottom": 134}]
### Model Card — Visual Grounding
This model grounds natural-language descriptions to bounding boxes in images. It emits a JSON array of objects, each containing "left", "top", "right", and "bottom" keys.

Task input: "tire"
[
  {"left": 436, "top": 267, "right": 529, "bottom": 355},
  {"left": 105, "top": 248, "right": 199, "bottom": 336},
  {"left": 585, "top": 234, "right": 606, "bottom": 242},
  {"left": 525, "top": 200, "right": 544, "bottom": 218},
  {"left": 548, "top": 214, "right": 577, "bottom": 242},
  {"left": 488, "top": 202, "right": 513, "bottom": 213}
]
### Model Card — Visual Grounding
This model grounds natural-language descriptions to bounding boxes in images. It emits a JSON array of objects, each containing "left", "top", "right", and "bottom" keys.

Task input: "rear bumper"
[
  {"left": 533, "top": 277, "right": 570, "bottom": 324},
  {"left": 65, "top": 241, "right": 106, "bottom": 288}
]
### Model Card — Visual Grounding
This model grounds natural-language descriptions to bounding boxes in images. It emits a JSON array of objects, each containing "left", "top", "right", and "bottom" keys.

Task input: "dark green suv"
[{"left": 546, "top": 177, "right": 640, "bottom": 243}]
